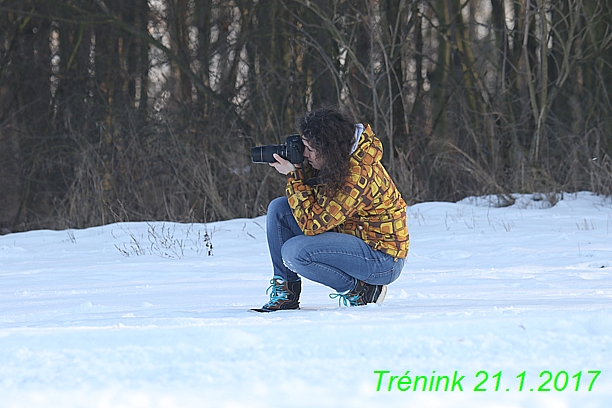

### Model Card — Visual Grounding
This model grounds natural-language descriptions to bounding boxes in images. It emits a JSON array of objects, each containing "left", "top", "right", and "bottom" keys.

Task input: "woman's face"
[{"left": 301, "top": 138, "right": 324, "bottom": 170}]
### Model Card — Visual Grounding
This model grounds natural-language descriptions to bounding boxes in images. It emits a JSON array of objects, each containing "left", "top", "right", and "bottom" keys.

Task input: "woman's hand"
[{"left": 269, "top": 153, "right": 298, "bottom": 175}]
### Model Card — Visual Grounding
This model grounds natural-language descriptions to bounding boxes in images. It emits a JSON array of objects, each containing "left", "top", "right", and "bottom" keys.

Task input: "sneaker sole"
[
  {"left": 374, "top": 285, "right": 387, "bottom": 304},
  {"left": 250, "top": 305, "right": 300, "bottom": 313}
]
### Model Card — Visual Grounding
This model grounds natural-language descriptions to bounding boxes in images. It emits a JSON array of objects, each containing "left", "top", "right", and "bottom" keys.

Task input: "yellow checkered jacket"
[{"left": 286, "top": 124, "right": 409, "bottom": 258}]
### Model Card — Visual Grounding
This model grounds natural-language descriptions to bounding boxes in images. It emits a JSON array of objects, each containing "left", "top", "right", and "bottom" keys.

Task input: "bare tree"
[{"left": 0, "top": 0, "right": 610, "bottom": 231}]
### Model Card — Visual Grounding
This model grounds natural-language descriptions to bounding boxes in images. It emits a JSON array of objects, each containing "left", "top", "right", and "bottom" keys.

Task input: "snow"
[{"left": 1, "top": 192, "right": 611, "bottom": 407}]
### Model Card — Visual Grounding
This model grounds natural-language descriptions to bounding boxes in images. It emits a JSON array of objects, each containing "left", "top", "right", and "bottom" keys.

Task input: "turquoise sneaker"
[
  {"left": 330, "top": 279, "right": 387, "bottom": 307},
  {"left": 252, "top": 276, "right": 301, "bottom": 312}
]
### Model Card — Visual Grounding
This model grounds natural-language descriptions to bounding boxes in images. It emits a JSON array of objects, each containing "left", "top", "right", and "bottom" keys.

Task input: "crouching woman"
[{"left": 254, "top": 107, "right": 409, "bottom": 312}]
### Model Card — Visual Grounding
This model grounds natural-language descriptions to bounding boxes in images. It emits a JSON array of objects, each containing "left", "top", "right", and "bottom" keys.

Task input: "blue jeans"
[{"left": 266, "top": 197, "right": 405, "bottom": 292}]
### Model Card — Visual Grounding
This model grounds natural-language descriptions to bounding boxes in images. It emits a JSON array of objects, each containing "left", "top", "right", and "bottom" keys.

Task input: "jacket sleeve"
[{"left": 285, "top": 167, "right": 365, "bottom": 235}]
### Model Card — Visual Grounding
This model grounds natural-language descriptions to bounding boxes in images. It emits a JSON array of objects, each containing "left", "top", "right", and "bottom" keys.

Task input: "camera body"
[{"left": 251, "top": 134, "right": 304, "bottom": 164}]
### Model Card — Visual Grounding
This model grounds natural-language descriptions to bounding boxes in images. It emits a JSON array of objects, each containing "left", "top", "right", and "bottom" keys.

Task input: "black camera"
[{"left": 251, "top": 134, "right": 304, "bottom": 164}]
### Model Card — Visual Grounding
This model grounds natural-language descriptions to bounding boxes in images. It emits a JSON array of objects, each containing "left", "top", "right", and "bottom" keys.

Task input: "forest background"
[{"left": 0, "top": 0, "right": 611, "bottom": 232}]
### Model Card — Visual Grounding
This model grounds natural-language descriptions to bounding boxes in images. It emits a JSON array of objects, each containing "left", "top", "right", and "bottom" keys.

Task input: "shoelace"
[
  {"left": 265, "top": 277, "right": 289, "bottom": 307},
  {"left": 329, "top": 291, "right": 361, "bottom": 307}
]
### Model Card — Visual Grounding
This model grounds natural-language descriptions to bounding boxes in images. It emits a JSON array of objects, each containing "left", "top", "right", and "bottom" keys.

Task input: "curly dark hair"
[{"left": 297, "top": 107, "right": 356, "bottom": 194}]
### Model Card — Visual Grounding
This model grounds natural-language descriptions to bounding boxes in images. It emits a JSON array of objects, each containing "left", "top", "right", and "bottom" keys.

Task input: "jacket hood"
[{"left": 351, "top": 124, "right": 383, "bottom": 165}]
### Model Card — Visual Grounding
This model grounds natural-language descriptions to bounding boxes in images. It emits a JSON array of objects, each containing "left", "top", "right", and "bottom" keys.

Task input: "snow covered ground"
[{"left": 1, "top": 192, "right": 611, "bottom": 408}]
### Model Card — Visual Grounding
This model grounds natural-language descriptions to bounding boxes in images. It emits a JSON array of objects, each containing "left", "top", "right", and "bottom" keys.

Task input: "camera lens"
[{"left": 251, "top": 144, "right": 285, "bottom": 163}]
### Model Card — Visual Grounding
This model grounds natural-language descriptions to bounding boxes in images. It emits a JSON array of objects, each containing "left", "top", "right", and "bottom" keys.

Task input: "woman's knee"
[
  {"left": 267, "top": 196, "right": 290, "bottom": 228},
  {"left": 281, "top": 236, "right": 309, "bottom": 271},
  {"left": 267, "top": 196, "right": 289, "bottom": 217}
]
